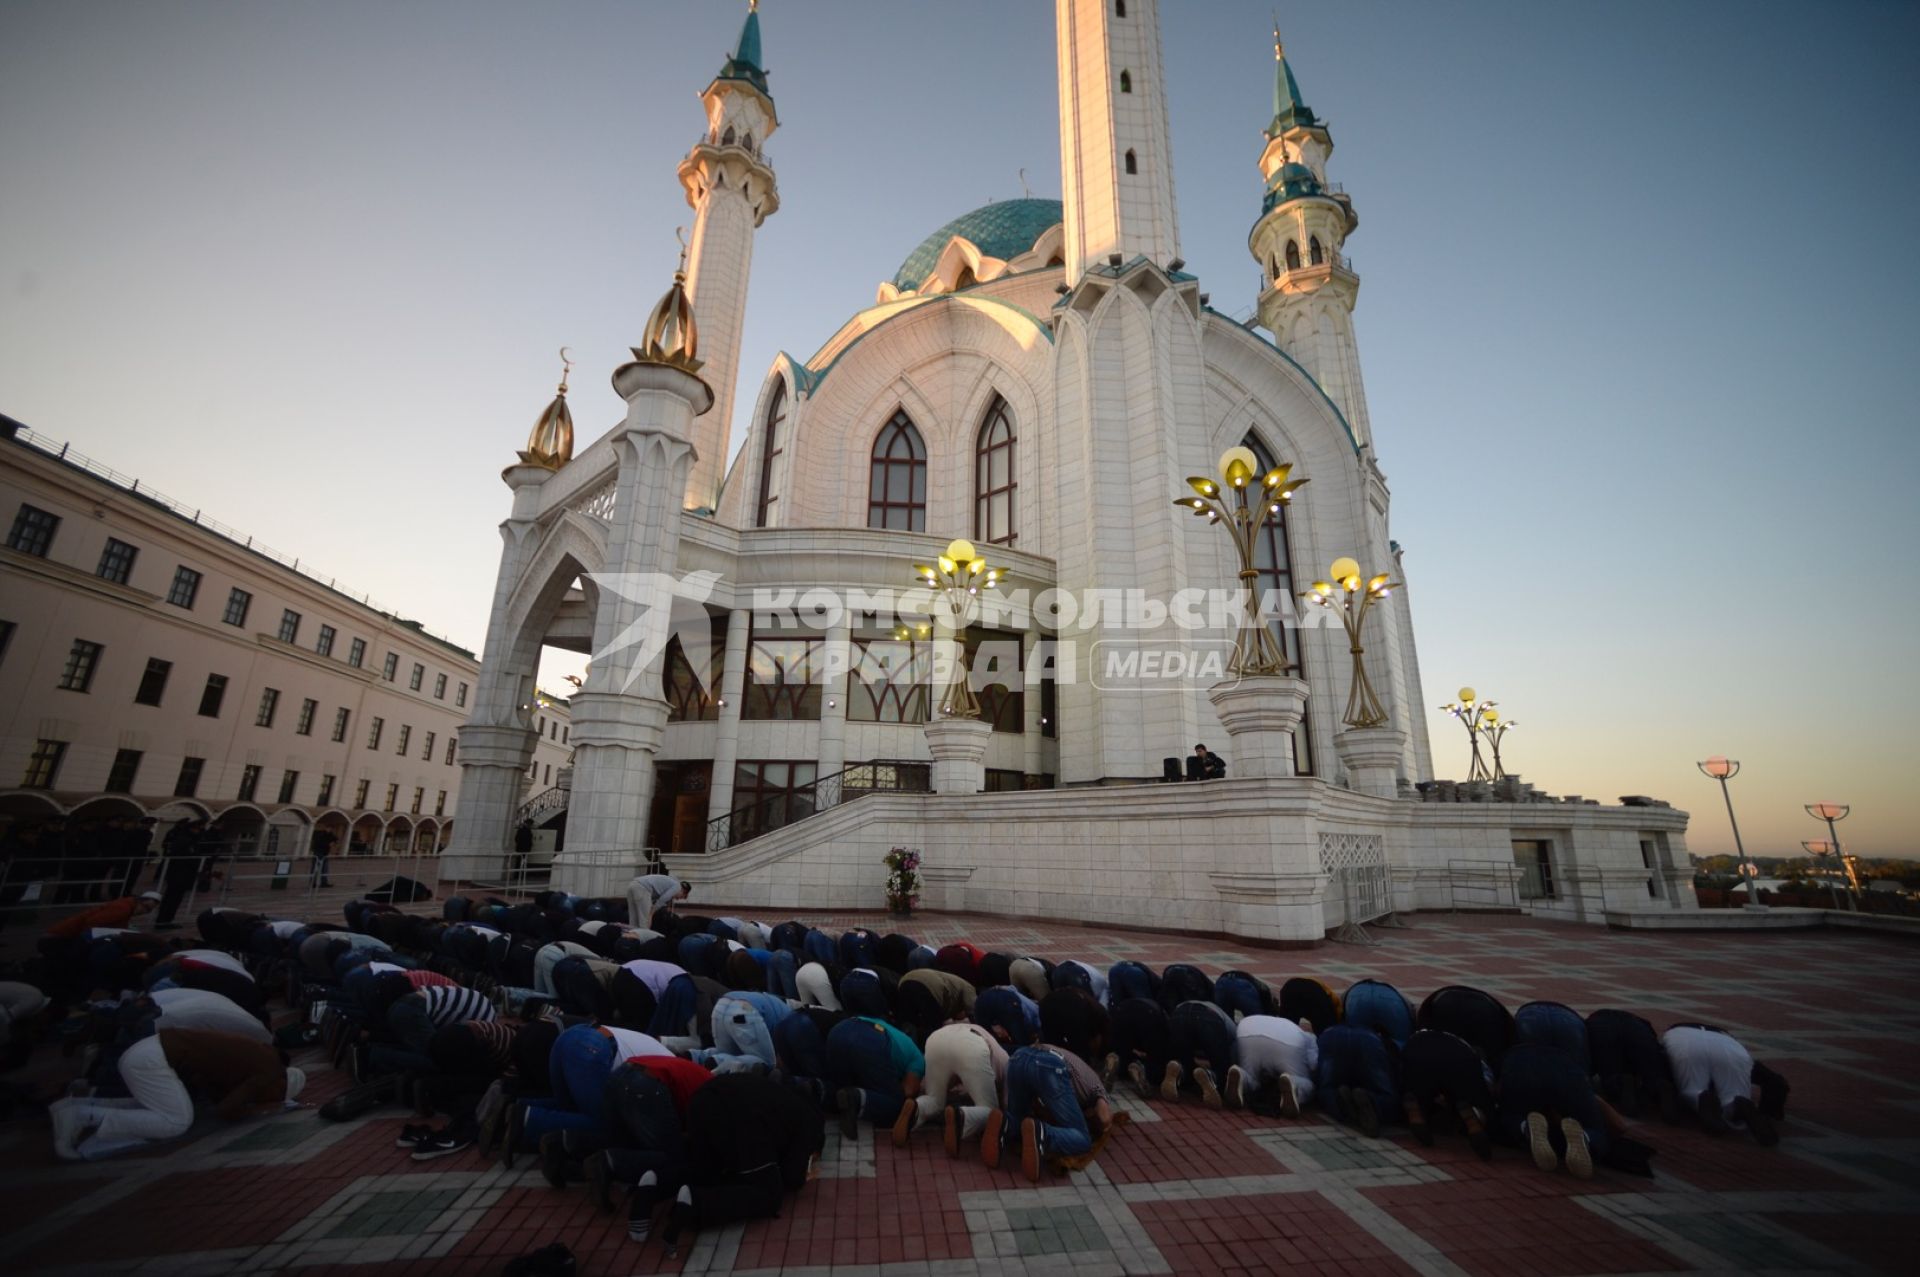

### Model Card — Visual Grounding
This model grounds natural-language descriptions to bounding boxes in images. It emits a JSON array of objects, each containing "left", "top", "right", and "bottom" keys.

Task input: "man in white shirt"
[
  {"left": 1230, "top": 1014, "right": 1318, "bottom": 1115},
  {"left": 625, "top": 874, "right": 684, "bottom": 929},
  {"left": 1661, "top": 1024, "right": 1782, "bottom": 1145}
]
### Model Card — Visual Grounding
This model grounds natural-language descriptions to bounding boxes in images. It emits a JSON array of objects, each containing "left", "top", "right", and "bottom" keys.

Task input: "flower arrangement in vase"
[{"left": 883, "top": 846, "right": 921, "bottom": 917}]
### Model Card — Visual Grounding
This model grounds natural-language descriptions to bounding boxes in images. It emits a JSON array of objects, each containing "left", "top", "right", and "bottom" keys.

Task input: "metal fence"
[
  {"left": 1445, "top": 858, "right": 1524, "bottom": 912},
  {"left": 1328, "top": 863, "right": 1403, "bottom": 946}
]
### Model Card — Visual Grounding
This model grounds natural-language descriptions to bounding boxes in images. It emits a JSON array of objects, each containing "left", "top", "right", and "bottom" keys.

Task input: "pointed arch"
[
  {"left": 866, "top": 411, "right": 927, "bottom": 531},
  {"left": 721, "top": 125, "right": 736, "bottom": 145},
  {"left": 1119, "top": 70, "right": 1132, "bottom": 94},
  {"left": 1309, "top": 235, "right": 1324, "bottom": 266},
  {"left": 1242, "top": 428, "right": 1315, "bottom": 775},
  {"left": 1124, "top": 149, "right": 1138, "bottom": 175},
  {"left": 1285, "top": 240, "right": 1301, "bottom": 271},
  {"left": 754, "top": 378, "right": 787, "bottom": 528},
  {"left": 974, "top": 395, "right": 1017, "bottom": 545}
]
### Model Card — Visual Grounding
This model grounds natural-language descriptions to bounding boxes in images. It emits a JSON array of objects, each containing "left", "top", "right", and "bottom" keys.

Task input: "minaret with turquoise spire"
[
  {"left": 676, "top": 0, "right": 780, "bottom": 512},
  {"left": 1247, "top": 26, "right": 1372, "bottom": 450}
]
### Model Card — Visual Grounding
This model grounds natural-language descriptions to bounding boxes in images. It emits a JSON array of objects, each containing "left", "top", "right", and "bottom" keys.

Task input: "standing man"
[
  {"left": 309, "top": 827, "right": 336, "bottom": 889},
  {"left": 153, "top": 819, "right": 208, "bottom": 931},
  {"left": 513, "top": 820, "right": 535, "bottom": 880}
]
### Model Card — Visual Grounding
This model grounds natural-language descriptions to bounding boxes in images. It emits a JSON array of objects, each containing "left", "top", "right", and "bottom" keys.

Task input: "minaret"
[
  {"left": 1057, "top": 0, "right": 1181, "bottom": 285},
  {"left": 676, "top": 0, "right": 780, "bottom": 513},
  {"left": 1247, "top": 28, "right": 1373, "bottom": 449}
]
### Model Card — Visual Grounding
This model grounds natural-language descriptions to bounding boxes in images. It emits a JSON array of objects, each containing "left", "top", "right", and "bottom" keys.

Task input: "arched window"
[
  {"left": 721, "top": 125, "right": 735, "bottom": 145},
  {"left": 1244, "top": 430, "right": 1314, "bottom": 775},
  {"left": 1119, "top": 70, "right": 1132, "bottom": 93},
  {"left": 1309, "top": 236, "right": 1324, "bottom": 266},
  {"left": 1116, "top": 0, "right": 1127, "bottom": 15},
  {"left": 974, "top": 396, "right": 1017, "bottom": 545},
  {"left": 754, "top": 380, "right": 786, "bottom": 528},
  {"left": 741, "top": 131, "right": 754, "bottom": 151},
  {"left": 1284, "top": 240, "right": 1301, "bottom": 270},
  {"left": 1124, "top": 149, "right": 1138, "bottom": 175},
  {"left": 867, "top": 411, "right": 927, "bottom": 531}
]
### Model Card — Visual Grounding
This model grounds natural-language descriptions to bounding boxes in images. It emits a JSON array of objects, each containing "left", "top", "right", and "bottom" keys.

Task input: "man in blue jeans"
[
  {"left": 690, "top": 990, "right": 792, "bottom": 1073},
  {"left": 826, "top": 1015, "right": 923, "bottom": 1140},
  {"left": 1315, "top": 1023, "right": 1401, "bottom": 1137},
  {"left": 984, "top": 1042, "right": 1115, "bottom": 1181}
]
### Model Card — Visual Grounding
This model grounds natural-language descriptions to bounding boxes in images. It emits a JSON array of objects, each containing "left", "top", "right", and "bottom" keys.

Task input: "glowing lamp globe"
[
  {"left": 1807, "top": 801, "right": 1848, "bottom": 820},
  {"left": 1458, "top": 687, "right": 1476, "bottom": 704},
  {"left": 1218, "top": 446, "right": 1259, "bottom": 488},
  {"left": 1700, "top": 756, "right": 1736, "bottom": 779},
  {"left": 945, "top": 539, "right": 976, "bottom": 565}
]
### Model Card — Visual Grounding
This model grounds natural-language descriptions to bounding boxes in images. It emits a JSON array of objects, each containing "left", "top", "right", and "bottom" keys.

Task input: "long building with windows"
[{"left": 0, "top": 419, "right": 571, "bottom": 870}]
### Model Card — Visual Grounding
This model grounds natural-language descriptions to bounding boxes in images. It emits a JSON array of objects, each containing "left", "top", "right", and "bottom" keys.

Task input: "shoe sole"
[
  {"left": 1223, "top": 1067, "right": 1244, "bottom": 1111},
  {"left": 1527, "top": 1112, "right": 1557, "bottom": 1172},
  {"left": 1127, "top": 1062, "right": 1150, "bottom": 1101},
  {"left": 1020, "top": 1119, "right": 1041, "bottom": 1182},
  {"left": 1560, "top": 1117, "right": 1592, "bottom": 1179},
  {"left": 1100, "top": 1053, "right": 1119, "bottom": 1092},
  {"left": 838, "top": 1090, "right": 860, "bottom": 1142},
  {"left": 944, "top": 1108, "right": 960, "bottom": 1157},
  {"left": 1161, "top": 1063, "right": 1183, "bottom": 1104},
  {"left": 1197, "top": 1069, "right": 1222, "bottom": 1110},
  {"left": 1278, "top": 1075, "right": 1300, "bottom": 1118},
  {"left": 1352, "top": 1090, "right": 1379, "bottom": 1138},
  {"left": 1404, "top": 1096, "right": 1432, "bottom": 1146},
  {"left": 981, "top": 1110, "right": 1004, "bottom": 1170},
  {"left": 891, "top": 1099, "right": 915, "bottom": 1148},
  {"left": 411, "top": 1141, "right": 473, "bottom": 1162}
]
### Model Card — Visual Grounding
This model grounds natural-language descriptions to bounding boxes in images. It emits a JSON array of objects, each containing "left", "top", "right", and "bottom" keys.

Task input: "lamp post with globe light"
[
  {"left": 911, "top": 539, "right": 1001, "bottom": 719},
  {"left": 1698, "top": 757, "right": 1765, "bottom": 911},
  {"left": 1480, "top": 708, "right": 1517, "bottom": 780},
  {"left": 1439, "top": 688, "right": 1496, "bottom": 781},
  {"left": 1301, "top": 559, "right": 1399, "bottom": 729},
  {"left": 1800, "top": 839, "right": 1848, "bottom": 911},
  {"left": 1172, "top": 445, "right": 1309, "bottom": 676},
  {"left": 1805, "top": 803, "right": 1860, "bottom": 906}
]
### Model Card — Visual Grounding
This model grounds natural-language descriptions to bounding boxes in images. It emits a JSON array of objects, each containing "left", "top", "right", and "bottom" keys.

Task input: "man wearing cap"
[{"left": 49, "top": 1027, "right": 303, "bottom": 1159}]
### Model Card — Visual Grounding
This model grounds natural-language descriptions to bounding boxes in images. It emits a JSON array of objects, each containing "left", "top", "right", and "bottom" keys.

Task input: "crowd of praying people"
[{"left": 0, "top": 869, "right": 1792, "bottom": 1256}]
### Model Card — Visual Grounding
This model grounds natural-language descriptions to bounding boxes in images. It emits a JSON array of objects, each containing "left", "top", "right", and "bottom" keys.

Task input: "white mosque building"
[{"left": 442, "top": 0, "right": 1694, "bottom": 943}]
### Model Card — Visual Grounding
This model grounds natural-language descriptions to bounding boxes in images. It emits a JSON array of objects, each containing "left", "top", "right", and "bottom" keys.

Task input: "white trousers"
[
  {"left": 81, "top": 1035, "right": 196, "bottom": 1152},
  {"left": 914, "top": 1024, "right": 998, "bottom": 1121},
  {"left": 1235, "top": 1033, "right": 1316, "bottom": 1106},
  {"left": 796, "top": 963, "right": 841, "bottom": 1011}
]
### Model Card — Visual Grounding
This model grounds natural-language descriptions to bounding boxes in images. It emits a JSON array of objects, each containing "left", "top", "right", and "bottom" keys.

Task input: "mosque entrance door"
[{"left": 647, "top": 762, "right": 713, "bottom": 854}]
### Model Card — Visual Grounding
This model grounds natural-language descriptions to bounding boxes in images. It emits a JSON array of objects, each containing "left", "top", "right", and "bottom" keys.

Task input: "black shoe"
[
  {"left": 1697, "top": 1086, "right": 1729, "bottom": 1134},
  {"left": 539, "top": 1131, "right": 569, "bottom": 1189},
  {"left": 411, "top": 1129, "right": 474, "bottom": 1161},
  {"left": 837, "top": 1087, "right": 861, "bottom": 1141},
  {"left": 502, "top": 1241, "right": 575, "bottom": 1277},
  {"left": 1349, "top": 1088, "right": 1380, "bottom": 1138},
  {"left": 1459, "top": 1104, "right": 1492, "bottom": 1160},
  {"left": 1732, "top": 1096, "right": 1779, "bottom": 1147},
  {"left": 584, "top": 1152, "right": 614, "bottom": 1213},
  {"left": 1403, "top": 1095, "right": 1432, "bottom": 1146},
  {"left": 395, "top": 1122, "right": 433, "bottom": 1149},
  {"left": 626, "top": 1181, "right": 659, "bottom": 1242}
]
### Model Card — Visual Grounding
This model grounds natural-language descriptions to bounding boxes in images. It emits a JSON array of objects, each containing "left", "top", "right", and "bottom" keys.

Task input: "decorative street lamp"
[
  {"left": 1172, "top": 445, "right": 1309, "bottom": 676},
  {"left": 1480, "top": 707, "right": 1517, "bottom": 780},
  {"left": 1302, "top": 558, "right": 1400, "bottom": 728},
  {"left": 1698, "top": 756, "right": 1765, "bottom": 911},
  {"left": 912, "top": 539, "right": 1000, "bottom": 720},
  {"left": 1799, "top": 839, "right": 1848, "bottom": 911},
  {"left": 1804, "top": 802, "right": 1860, "bottom": 906},
  {"left": 1439, "top": 688, "right": 1495, "bottom": 781}
]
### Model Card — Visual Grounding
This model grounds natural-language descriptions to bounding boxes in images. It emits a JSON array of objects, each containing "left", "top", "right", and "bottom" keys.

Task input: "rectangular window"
[
  {"left": 848, "top": 634, "right": 932, "bottom": 725},
  {"left": 317, "top": 774, "right": 336, "bottom": 805},
  {"left": 421, "top": 730, "right": 435, "bottom": 760},
  {"left": 237, "top": 763, "right": 261, "bottom": 801},
  {"left": 354, "top": 778, "right": 370, "bottom": 808},
  {"left": 198, "top": 673, "right": 228, "bottom": 717},
  {"left": 106, "top": 748, "right": 143, "bottom": 793},
  {"left": 1513, "top": 839, "right": 1556, "bottom": 901},
  {"left": 166, "top": 566, "right": 202, "bottom": 609},
  {"left": 562, "top": 726, "right": 568, "bottom": 744},
  {"left": 409, "top": 663, "right": 424, "bottom": 691},
  {"left": 382, "top": 652, "right": 398, "bottom": 681},
  {"left": 384, "top": 783, "right": 399, "bottom": 811},
  {"left": 174, "top": 755, "right": 204, "bottom": 798},
  {"left": 367, "top": 716, "right": 384, "bottom": 749},
  {"left": 544, "top": 763, "right": 551, "bottom": 785},
  {"left": 410, "top": 786, "right": 424, "bottom": 814},
  {"left": 315, "top": 624, "right": 336, "bottom": 657},
  {"left": 434, "top": 790, "right": 446, "bottom": 816},
  {"left": 296, "top": 697, "right": 317, "bottom": 735},
  {"left": 455, "top": 681, "right": 468, "bottom": 707},
  {"left": 331, "top": 707, "right": 350, "bottom": 742},
  {"left": 255, "top": 686, "right": 280, "bottom": 727},
  {"left": 444, "top": 737, "right": 457, "bottom": 766},
  {"left": 8, "top": 504, "right": 60, "bottom": 557},
  {"left": 730, "top": 760, "right": 819, "bottom": 843},
  {"left": 96, "top": 537, "right": 138, "bottom": 584},
  {"left": 23, "top": 739, "right": 68, "bottom": 789},
  {"left": 395, "top": 724, "right": 411, "bottom": 755},
  {"left": 433, "top": 672, "right": 447, "bottom": 700},
  {"left": 59, "top": 638, "right": 103, "bottom": 692},
  {"left": 537, "top": 715, "right": 545, "bottom": 735},
  {"left": 742, "top": 626, "right": 823, "bottom": 720},
  {"left": 277, "top": 769, "right": 299, "bottom": 803},
  {"left": 348, "top": 637, "right": 366, "bottom": 668},
  {"left": 277, "top": 609, "right": 301, "bottom": 643},
  {"left": 223, "top": 588, "right": 252, "bottom": 627},
  {"left": 134, "top": 657, "right": 172, "bottom": 706}
]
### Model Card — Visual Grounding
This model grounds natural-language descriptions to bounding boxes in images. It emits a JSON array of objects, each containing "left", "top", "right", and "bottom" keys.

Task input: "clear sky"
[{"left": 4, "top": 1, "right": 1916, "bottom": 858}]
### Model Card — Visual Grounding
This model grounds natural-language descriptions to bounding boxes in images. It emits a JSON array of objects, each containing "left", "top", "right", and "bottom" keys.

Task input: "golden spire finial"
[
  {"left": 519, "top": 346, "right": 577, "bottom": 469},
  {"left": 1273, "top": 20, "right": 1284, "bottom": 61},
  {"left": 625, "top": 232, "right": 704, "bottom": 376},
  {"left": 749, "top": 0, "right": 759, "bottom": 11},
  {"left": 674, "top": 225, "right": 690, "bottom": 277}
]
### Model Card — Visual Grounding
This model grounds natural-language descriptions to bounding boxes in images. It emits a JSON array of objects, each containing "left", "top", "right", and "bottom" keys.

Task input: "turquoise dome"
[{"left": 891, "top": 198, "right": 1064, "bottom": 291}]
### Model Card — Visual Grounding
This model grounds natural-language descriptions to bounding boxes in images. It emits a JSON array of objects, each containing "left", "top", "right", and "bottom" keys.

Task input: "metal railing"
[
  {"left": 1446, "top": 858, "right": 1524, "bottom": 912},
  {"left": 697, "top": 129, "right": 772, "bottom": 164},
  {"left": 706, "top": 760, "right": 931, "bottom": 852},
  {"left": 1329, "top": 863, "right": 1403, "bottom": 946},
  {"left": 516, "top": 786, "right": 570, "bottom": 824}
]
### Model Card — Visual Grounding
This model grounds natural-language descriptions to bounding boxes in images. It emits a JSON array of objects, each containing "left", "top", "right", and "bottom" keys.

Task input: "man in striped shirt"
[{"left": 366, "top": 983, "right": 495, "bottom": 1078}]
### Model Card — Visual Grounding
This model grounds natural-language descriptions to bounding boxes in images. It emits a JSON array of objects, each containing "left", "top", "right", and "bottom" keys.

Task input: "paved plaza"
[{"left": 0, "top": 912, "right": 1914, "bottom": 1276}]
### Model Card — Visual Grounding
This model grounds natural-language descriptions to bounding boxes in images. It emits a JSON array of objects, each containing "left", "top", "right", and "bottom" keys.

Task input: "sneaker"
[
  {"left": 1126, "top": 1060, "right": 1150, "bottom": 1100},
  {"left": 627, "top": 1179, "right": 659, "bottom": 1242},
  {"left": 1732, "top": 1096, "right": 1779, "bottom": 1148},
  {"left": 411, "top": 1129, "right": 475, "bottom": 1161},
  {"left": 943, "top": 1103, "right": 962, "bottom": 1157},
  {"left": 1195, "top": 1067, "right": 1221, "bottom": 1109},
  {"left": 395, "top": 1122, "right": 433, "bottom": 1149},
  {"left": 1223, "top": 1065, "right": 1245, "bottom": 1111},
  {"left": 664, "top": 1186, "right": 694, "bottom": 1250},
  {"left": 1560, "top": 1117, "right": 1593, "bottom": 1179},
  {"left": 1459, "top": 1104, "right": 1492, "bottom": 1160},
  {"left": 981, "top": 1109, "right": 1005, "bottom": 1170},
  {"left": 891, "top": 1097, "right": 918, "bottom": 1148},
  {"left": 1100, "top": 1052, "right": 1120, "bottom": 1092},
  {"left": 1160, "top": 1059, "right": 1184, "bottom": 1103},
  {"left": 1403, "top": 1094, "right": 1431, "bottom": 1146},
  {"left": 1349, "top": 1088, "right": 1380, "bottom": 1138},
  {"left": 1019, "top": 1117, "right": 1043, "bottom": 1182},
  {"left": 837, "top": 1087, "right": 861, "bottom": 1142},
  {"left": 539, "top": 1130, "right": 569, "bottom": 1189},
  {"left": 1272, "top": 1073, "right": 1298, "bottom": 1118},
  {"left": 1525, "top": 1111, "right": 1557, "bottom": 1172},
  {"left": 1697, "top": 1086, "right": 1729, "bottom": 1134}
]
